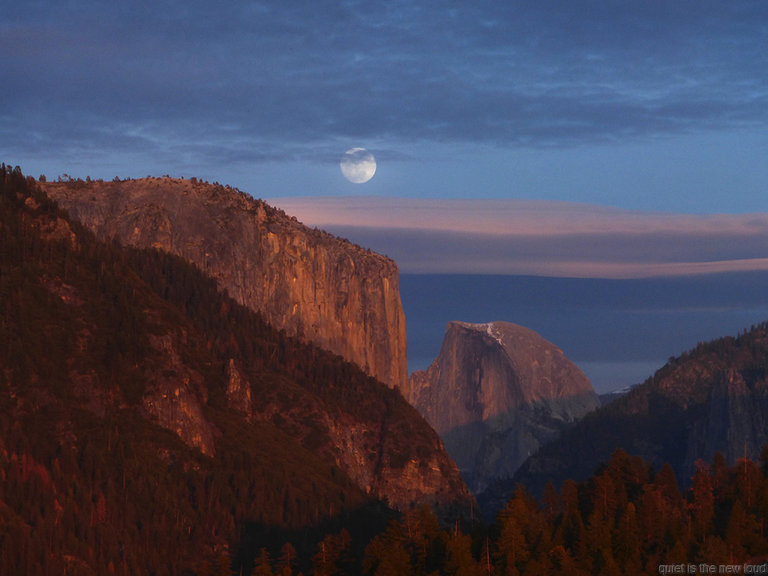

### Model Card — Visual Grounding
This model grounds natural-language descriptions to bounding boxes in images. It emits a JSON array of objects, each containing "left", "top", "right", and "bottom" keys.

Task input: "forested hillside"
[
  {"left": 495, "top": 319, "right": 768, "bottom": 510},
  {"left": 0, "top": 165, "right": 467, "bottom": 575},
  {"left": 6, "top": 163, "right": 768, "bottom": 575}
]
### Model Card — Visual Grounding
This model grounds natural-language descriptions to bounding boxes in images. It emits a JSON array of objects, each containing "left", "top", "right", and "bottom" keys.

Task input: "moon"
[{"left": 340, "top": 148, "right": 376, "bottom": 183}]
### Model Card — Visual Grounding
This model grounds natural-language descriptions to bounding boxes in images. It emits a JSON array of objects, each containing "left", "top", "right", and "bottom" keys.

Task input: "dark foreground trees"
[{"left": 245, "top": 449, "right": 768, "bottom": 576}]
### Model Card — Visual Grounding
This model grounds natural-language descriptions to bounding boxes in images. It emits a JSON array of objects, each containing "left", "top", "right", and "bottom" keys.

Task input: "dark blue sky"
[
  {"left": 3, "top": 1, "right": 767, "bottom": 213},
  {"left": 401, "top": 273, "right": 768, "bottom": 393}
]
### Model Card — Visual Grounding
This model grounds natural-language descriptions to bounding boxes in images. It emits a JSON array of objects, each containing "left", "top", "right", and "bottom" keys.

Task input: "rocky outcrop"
[
  {"left": 409, "top": 321, "right": 600, "bottom": 493},
  {"left": 225, "top": 358, "right": 253, "bottom": 418},
  {"left": 322, "top": 403, "right": 471, "bottom": 509},
  {"left": 42, "top": 178, "right": 407, "bottom": 391},
  {"left": 142, "top": 332, "right": 217, "bottom": 456}
]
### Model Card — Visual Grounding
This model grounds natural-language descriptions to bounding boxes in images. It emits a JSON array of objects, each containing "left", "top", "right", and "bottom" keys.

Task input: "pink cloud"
[{"left": 268, "top": 197, "right": 768, "bottom": 278}]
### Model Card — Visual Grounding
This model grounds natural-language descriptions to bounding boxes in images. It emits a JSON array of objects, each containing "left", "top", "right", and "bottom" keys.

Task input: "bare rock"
[
  {"left": 225, "top": 358, "right": 253, "bottom": 417},
  {"left": 409, "top": 321, "right": 600, "bottom": 493},
  {"left": 43, "top": 178, "right": 407, "bottom": 391},
  {"left": 142, "top": 333, "right": 217, "bottom": 456}
]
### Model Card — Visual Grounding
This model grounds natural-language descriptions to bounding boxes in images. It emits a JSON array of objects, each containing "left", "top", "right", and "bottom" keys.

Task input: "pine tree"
[
  {"left": 276, "top": 542, "right": 297, "bottom": 576},
  {"left": 496, "top": 487, "right": 531, "bottom": 573},
  {"left": 725, "top": 499, "right": 748, "bottom": 560},
  {"left": 363, "top": 520, "right": 414, "bottom": 576},
  {"left": 553, "top": 479, "right": 588, "bottom": 568},
  {"left": 613, "top": 502, "right": 642, "bottom": 573},
  {"left": 445, "top": 531, "right": 483, "bottom": 576},
  {"left": 691, "top": 460, "right": 715, "bottom": 543},
  {"left": 312, "top": 530, "right": 351, "bottom": 576},
  {"left": 402, "top": 504, "right": 443, "bottom": 575},
  {"left": 253, "top": 548, "right": 274, "bottom": 576}
]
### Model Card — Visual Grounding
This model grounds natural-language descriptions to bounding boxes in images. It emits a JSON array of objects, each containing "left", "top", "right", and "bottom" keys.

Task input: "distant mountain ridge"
[
  {"left": 42, "top": 176, "right": 408, "bottom": 392},
  {"left": 503, "top": 320, "right": 768, "bottom": 503},
  {"left": 409, "top": 321, "right": 600, "bottom": 493}
]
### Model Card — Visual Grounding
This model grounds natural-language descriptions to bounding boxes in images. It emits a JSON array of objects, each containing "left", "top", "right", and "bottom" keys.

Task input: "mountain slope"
[
  {"left": 409, "top": 321, "right": 600, "bottom": 493},
  {"left": 42, "top": 177, "right": 407, "bottom": 391},
  {"left": 506, "top": 320, "right": 768, "bottom": 501},
  {"left": 0, "top": 166, "right": 469, "bottom": 574}
]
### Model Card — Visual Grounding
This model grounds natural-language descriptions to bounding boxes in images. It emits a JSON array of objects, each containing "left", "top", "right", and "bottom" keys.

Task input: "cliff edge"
[{"left": 43, "top": 177, "right": 407, "bottom": 391}]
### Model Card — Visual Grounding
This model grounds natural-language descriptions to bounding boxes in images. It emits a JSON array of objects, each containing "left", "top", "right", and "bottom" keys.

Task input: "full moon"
[{"left": 340, "top": 148, "right": 376, "bottom": 183}]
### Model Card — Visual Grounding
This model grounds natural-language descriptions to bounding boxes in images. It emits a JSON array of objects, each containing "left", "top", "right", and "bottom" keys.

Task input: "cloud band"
[{"left": 270, "top": 197, "right": 768, "bottom": 278}]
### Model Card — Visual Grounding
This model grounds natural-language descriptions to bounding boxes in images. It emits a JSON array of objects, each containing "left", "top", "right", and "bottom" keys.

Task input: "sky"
[
  {"left": 269, "top": 197, "right": 768, "bottom": 278},
  {"left": 3, "top": 0, "right": 767, "bottom": 213},
  {"left": 4, "top": 1, "right": 768, "bottom": 391}
]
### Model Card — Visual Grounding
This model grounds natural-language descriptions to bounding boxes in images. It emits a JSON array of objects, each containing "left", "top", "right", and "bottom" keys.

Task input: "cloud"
[
  {"left": 2, "top": 0, "right": 767, "bottom": 171},
  {"left": 268, "top": 197, "right": 768, "bottom": 278}
]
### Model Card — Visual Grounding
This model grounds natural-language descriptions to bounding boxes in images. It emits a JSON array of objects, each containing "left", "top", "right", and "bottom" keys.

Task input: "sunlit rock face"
[
  {"left": 38, "top": 177, "right": 474, "bottom": 511},
  {"left": 142, "top": 333, "right": 217, "bottom": 456},
  {"left": 225, "top": 358, "right": 253, "bottom": 418},
  {"left": 409, "top": 321, "right": 600, "bottom": 493},
  {"left": 323, "top": 411, "right": 472, "bottom": 509},
  {"left": 43, "top": 178, "right": 407, "bottom": 392}
]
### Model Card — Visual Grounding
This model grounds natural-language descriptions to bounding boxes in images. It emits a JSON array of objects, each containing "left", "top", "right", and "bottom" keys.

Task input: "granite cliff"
[
  {"left": 32, "top": 176, "right": 469, "bottom": 509},
  {"left": 1, "top": 167, "right": 470, "bottom": 573},
  {"left": 42, "top": 177, "right": 407, "bottom": 391},
  {"left": 409, "top": 321, "right": 600, "bottom": 493}
]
